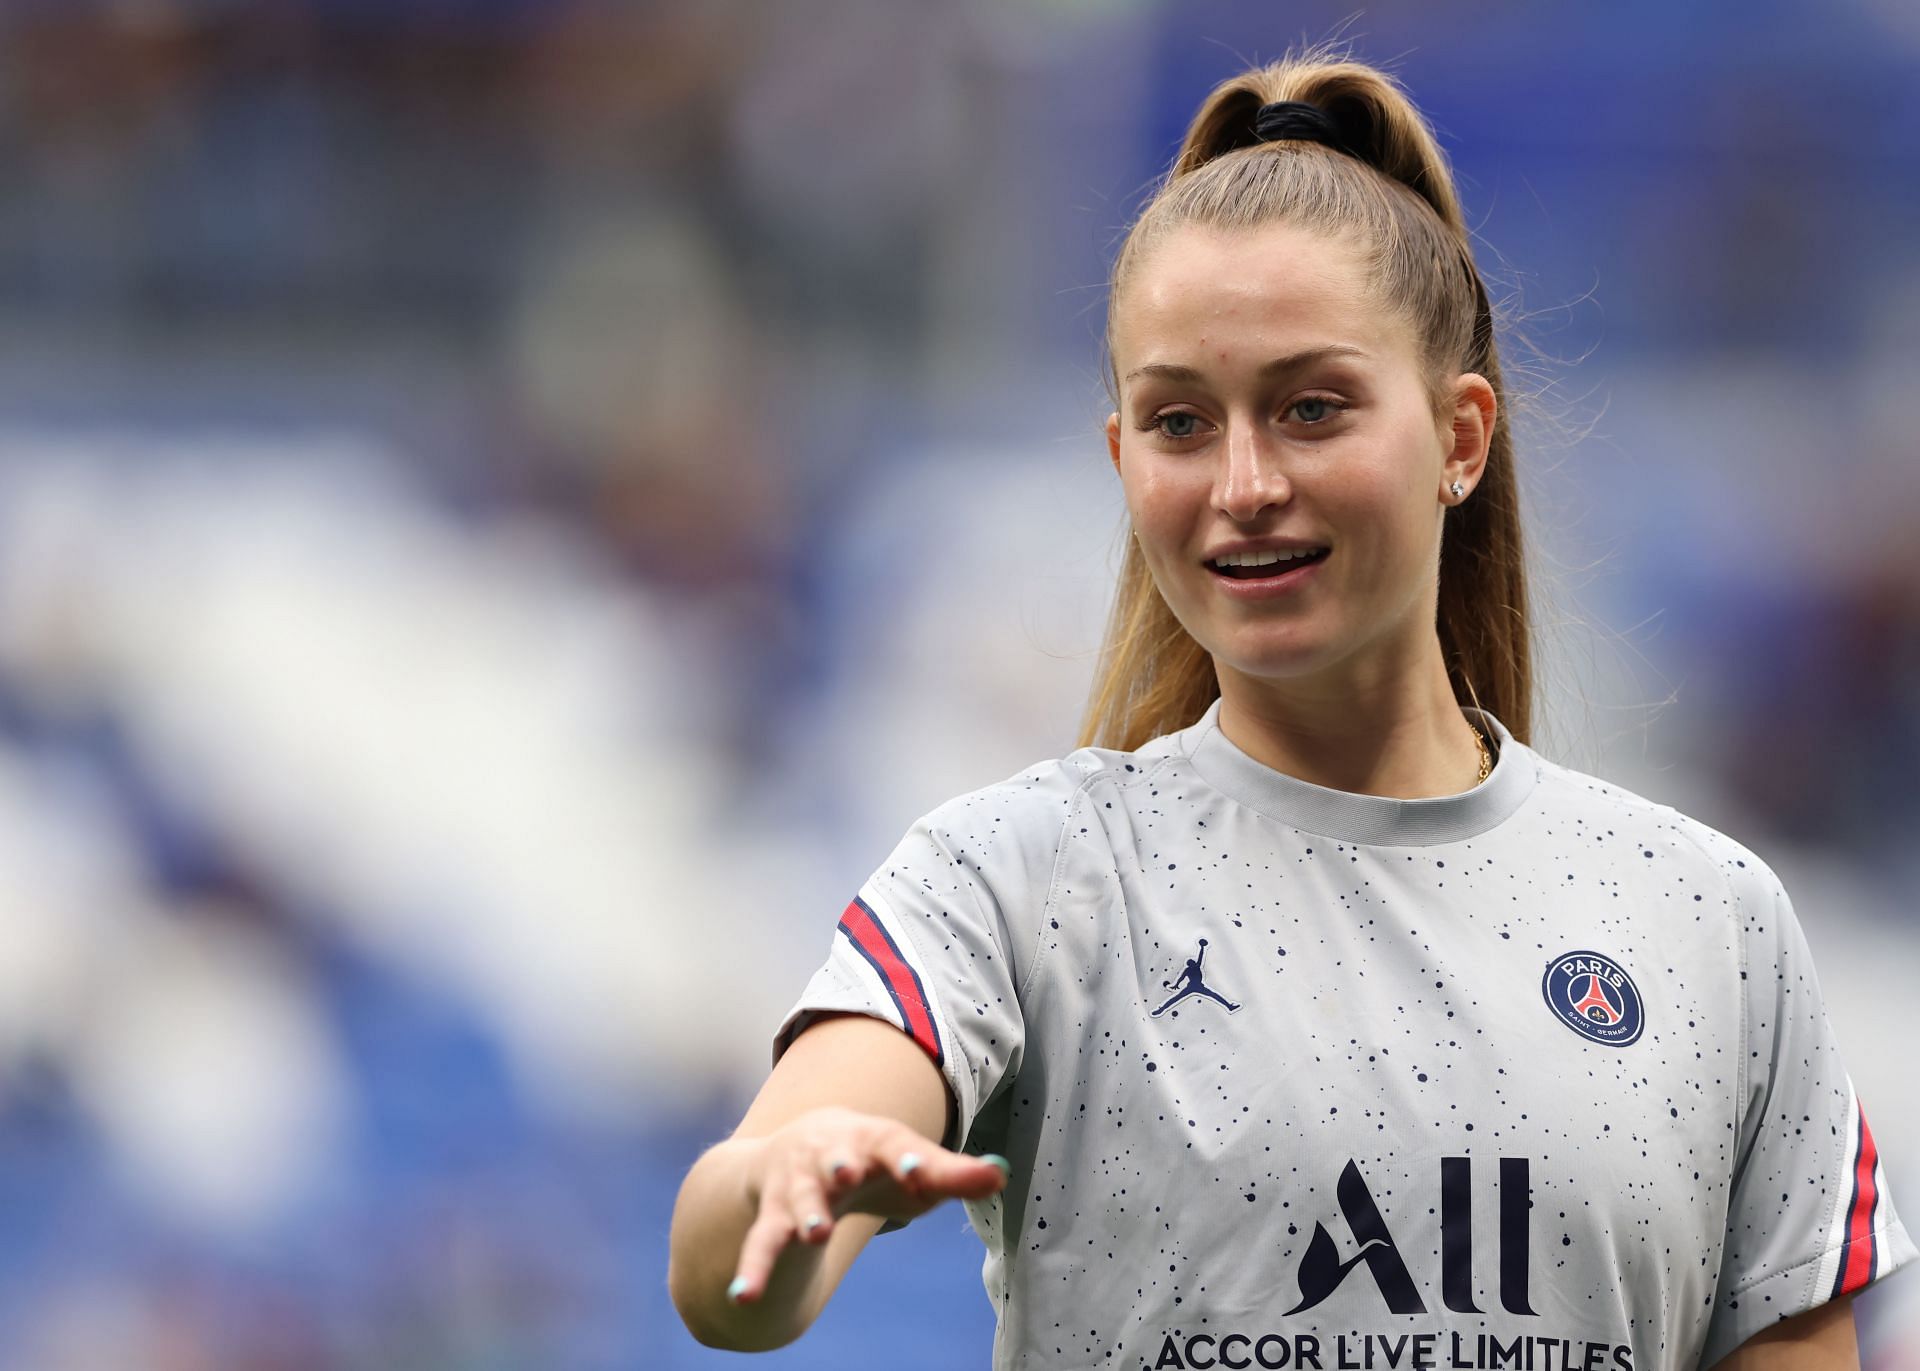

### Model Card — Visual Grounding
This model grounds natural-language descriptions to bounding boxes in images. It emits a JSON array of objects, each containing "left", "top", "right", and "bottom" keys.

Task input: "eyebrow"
[{"left": 1123, "top": 344, "right": 1370, "bottom": 387}]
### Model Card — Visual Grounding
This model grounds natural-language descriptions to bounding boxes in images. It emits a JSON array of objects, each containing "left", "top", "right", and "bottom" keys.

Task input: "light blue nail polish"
[
  {"left": 983, "top": 1153, "right": 1011, "bottom": 1177},
  {"left": 899, "top": 1152, "right": 923, "bottom": 1176},
  {"left": 804, "top": 1213, "right": 826, "bottom": 1235},
  {"left": 726, "top": 1276, "right": 749, "bottom": 1303}
]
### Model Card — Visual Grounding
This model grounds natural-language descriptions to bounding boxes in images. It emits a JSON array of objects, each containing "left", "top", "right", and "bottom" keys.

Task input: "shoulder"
[
  {"left": 881, "top": 734, "right": 1184, "bottom": 892},
  {"left": 908, "top": 737, "right": 1178, "bottom": 851},
  {"left": 1524, "top": 744, "right": 1791, "bottom": 916}
]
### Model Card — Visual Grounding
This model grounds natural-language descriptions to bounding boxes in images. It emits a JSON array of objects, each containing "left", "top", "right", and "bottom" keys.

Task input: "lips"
[{"left": 1203, "top": 547, "right": 1331, "bottom": 599}]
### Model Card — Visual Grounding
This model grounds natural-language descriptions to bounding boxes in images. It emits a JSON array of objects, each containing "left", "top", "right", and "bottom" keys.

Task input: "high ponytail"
[{"left": 1079, "top": 47, "right": 1533, "bottom": 752}]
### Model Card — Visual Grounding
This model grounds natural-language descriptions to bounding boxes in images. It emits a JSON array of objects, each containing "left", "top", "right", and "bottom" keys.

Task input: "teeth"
[{"left": 1211, "top": 548, "right": 1323, "bottom": 568}]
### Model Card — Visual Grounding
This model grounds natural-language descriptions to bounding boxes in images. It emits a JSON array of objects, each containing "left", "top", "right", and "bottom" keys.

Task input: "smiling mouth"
[{"left": 1207, "top": 548, "right": 1331, "bottom": 580}]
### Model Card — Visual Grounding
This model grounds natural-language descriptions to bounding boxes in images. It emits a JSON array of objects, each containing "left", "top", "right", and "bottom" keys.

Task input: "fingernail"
[
  {"left": 726, "top": 1276, "right": 749, "bottom": 1304},
  {"left": 828, "top": 1158, "right": 851, "bottom": 1180},
  {"left": 982, "top": 1153, "right": 1011, "bottom": 1178},
  {"left": 803, "top": 1213, "right": 826, "bottom": 1236},
  {"left": 898, "top": 1152, "right": 923, "bottom": 1177}
]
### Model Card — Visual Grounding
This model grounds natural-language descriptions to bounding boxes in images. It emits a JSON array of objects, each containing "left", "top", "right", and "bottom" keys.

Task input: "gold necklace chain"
[{"left": 1468, "top": 722, "right": 1491, "bottom": 785}]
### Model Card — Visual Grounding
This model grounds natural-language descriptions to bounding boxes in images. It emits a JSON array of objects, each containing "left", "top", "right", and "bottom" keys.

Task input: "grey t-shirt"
[{"left": 776, "top": 701, "right": 1915, "bottom": 1370}]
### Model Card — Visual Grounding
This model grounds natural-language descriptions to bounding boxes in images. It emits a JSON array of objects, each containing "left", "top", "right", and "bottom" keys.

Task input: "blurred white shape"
[
  {"left": 0, "top": 432, "right": 796, "bottom": 1122},
  {"left": 0, "top": 755, "right": 143, "bottom": 1063},
  {"left": 64, "top": 907, "right": 345, "bottom": 1237},
  {"left": 0, "top": 743, "right": 344, "bottom": 1237}
]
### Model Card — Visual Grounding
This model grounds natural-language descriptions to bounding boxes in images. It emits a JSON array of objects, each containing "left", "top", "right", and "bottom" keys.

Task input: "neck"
[{"left": 1213, "top": 650, "right": 1487, "bottom": 800}]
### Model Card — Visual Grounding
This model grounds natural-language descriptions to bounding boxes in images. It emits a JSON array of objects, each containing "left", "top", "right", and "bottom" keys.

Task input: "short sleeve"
[
  {"left": 1702, "top": 857, "right": 1918, "bottom": 1365},
  {"left": 773, "top": 760, "right": 1086, "bottom": 1154}
]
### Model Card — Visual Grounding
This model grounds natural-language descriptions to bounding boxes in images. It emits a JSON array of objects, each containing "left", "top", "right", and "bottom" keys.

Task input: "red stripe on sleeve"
[
  {"left": 1840, "top": 1106, "right": 1881, "bottom": 1293},
  {"left": 839, "top": 899, "right": 943, "bottom": 1066}
]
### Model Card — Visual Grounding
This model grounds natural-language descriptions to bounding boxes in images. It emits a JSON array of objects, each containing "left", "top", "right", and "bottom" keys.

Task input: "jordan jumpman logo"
[{"left": 1152, "top": 938, "right": 1241, "bottom": 1017}]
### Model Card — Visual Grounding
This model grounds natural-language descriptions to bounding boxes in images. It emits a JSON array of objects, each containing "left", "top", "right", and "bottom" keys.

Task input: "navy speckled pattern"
[{"left": 777, "top": 701, "right": 1916, "bottom": 1370}]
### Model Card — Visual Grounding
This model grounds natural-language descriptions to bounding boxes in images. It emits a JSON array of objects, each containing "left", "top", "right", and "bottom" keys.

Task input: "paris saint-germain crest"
[{"left": 1542, "top": 950, "right": 1643, "bottom": 1046}]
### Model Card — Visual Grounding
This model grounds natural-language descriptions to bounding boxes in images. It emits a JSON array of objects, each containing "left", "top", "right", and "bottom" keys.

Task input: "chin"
[{"left": 1206, "top": 634, "right": 1336, "bottom": 685}]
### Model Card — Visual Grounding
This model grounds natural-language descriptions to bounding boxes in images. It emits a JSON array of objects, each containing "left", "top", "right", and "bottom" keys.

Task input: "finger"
[
  {"left": 910, "top": 1150, "right": 1012, "bottom": 1202},
  {"left": 730, "top": 1197, "right": 799, "bottom": 1305},
  {"left": 875, "top": 1144, "right": 1008, "bottom": 1209},
  {"left": 821, "top": 1151, "right": 869, "bottom": 1209},
  {"left": 788, "top": 1163, "right": 836, "bottom": 1246},
  {"left": 890, "top": 1145, "right": 928, "bottom": 1199}
]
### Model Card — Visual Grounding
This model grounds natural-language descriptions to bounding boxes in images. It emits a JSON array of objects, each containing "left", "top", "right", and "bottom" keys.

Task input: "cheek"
[
  {"left": 1336, "top": 429, "right": 1434, "bottom": 516},
  {"left": 1120, "top": 455, "right": 1203, "bottom": 535},
  {"left": 1337, "top": 467, "right": 1443, "bottom": 590}
]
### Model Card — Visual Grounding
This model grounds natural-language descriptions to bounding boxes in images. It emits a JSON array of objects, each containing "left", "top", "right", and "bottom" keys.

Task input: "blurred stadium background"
[{"left": 0, "top": 0, "right": 1915, "bottom": 1366}]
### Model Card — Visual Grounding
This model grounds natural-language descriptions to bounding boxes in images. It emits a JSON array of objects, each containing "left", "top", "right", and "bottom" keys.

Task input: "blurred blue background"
[{"left": 0, "top": 0, "right": 1916, "bottom": 1366}]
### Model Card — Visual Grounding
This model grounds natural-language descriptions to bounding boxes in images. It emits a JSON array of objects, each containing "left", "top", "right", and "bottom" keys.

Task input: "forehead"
[{"left": 1114, "top": 222, "right": 1412, "bottom": 372}]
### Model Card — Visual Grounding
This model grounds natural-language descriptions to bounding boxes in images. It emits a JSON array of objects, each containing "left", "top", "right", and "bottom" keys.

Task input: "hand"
[{"left": 727, "top": 1106, "right": 1010, "bottom": 1305}]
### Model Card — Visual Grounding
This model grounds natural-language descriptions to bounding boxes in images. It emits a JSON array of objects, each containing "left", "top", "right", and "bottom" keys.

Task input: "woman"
[{"left": 668, "top": 50, "right": 1914, "bottom": 1369}]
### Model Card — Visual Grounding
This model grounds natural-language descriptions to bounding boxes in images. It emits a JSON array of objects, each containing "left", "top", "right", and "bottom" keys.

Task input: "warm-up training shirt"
[{"left": 776, "top": 700, "right": 1915, "bottom": 1370}]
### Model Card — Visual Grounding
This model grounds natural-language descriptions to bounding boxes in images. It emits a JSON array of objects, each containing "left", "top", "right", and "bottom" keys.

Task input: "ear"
[
  {"left": 1105, "top": 411, "right": 1123, "bottom": 472},
  {"left": 1441, "top": 373, "right": 1497, "bottom": 498}
]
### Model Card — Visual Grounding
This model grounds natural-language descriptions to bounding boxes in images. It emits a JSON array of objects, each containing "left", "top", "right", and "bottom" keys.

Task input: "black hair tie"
[{"left": 1253, "top": 100, "right": 1353, "bottom": 158}]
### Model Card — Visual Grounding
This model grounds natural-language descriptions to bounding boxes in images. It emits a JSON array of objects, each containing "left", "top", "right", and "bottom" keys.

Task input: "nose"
[{"left": 1213, "top": 418, "right": 1291, "bottom": 523}]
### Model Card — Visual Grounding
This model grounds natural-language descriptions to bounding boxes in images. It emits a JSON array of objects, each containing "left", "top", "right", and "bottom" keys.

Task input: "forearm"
[{"left": 668, "top": 1135, "right": 879, "bottom": 1351}]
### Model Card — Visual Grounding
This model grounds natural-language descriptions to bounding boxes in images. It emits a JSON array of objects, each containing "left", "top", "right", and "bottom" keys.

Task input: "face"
[{"left": 1105, "top": 221, "right": 1494, "bottom": 698}]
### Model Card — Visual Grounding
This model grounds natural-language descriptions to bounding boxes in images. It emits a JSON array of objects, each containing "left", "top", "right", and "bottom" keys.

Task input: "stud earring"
[{"left": 1449, "top": 481, "right": 1465, "bottom": 499}]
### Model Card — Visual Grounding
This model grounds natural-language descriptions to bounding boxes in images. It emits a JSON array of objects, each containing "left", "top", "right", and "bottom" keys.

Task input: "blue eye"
[
  {"left": 1289, "top": 396, "right": 1346, "bottom": 424},
  {"left": 1153, "top": 411, "right": 1202, "bottom": 439}
]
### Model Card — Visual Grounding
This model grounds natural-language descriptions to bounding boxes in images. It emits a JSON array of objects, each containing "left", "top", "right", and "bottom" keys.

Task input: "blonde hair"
[{"left": 1079, "top": 49, "right": 1533, "bottom": 752}]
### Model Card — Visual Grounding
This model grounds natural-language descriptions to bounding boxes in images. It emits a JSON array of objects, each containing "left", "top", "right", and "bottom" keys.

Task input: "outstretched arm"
[
  {"left": 668, "top": 1013, "right": 1009, "bottom": 1351},
  {"left": 1712, "top": 1297, "right": 1856, "bottom": 1370}
]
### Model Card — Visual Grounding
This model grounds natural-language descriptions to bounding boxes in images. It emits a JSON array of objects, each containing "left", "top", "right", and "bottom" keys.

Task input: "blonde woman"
[{"left": 670, "top": 50, "right": 1913, "bottom": 1370}]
